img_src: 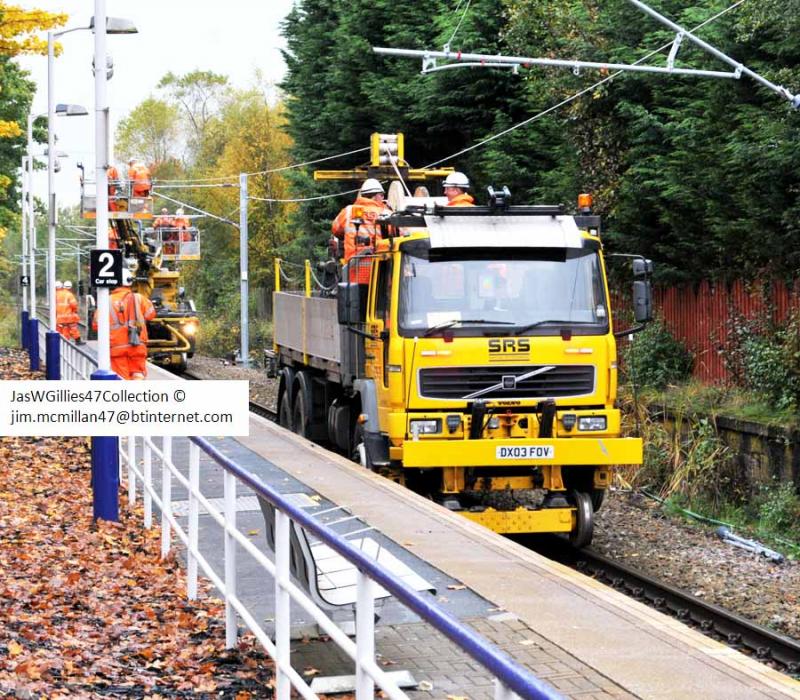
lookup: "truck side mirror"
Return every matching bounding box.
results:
[337,282,360,325]
[633,280,652,323]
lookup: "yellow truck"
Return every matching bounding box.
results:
[270,190,652,546]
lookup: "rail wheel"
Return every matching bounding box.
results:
[591,489,606,512]
[569,491,594,548]
[278,391,292,430]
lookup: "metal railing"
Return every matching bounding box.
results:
[118,434,560,700]
[23,333,559,699]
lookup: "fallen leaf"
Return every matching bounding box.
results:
[418,680,434,691]
[7,640,23,656]
[303,666,321,677]
[247,529,260,536]
[447,584,466,591]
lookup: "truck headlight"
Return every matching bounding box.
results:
[578,416,607,431]
[182,321,198,336]
[410,419,441,435]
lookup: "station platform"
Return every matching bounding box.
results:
[135,361,800,699]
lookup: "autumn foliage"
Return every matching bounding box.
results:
[0,349,277,697]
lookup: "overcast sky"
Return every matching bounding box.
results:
[16,0,296,205]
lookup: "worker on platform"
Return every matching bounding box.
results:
[332,178,391,284]
[108,224,120,251]
[108,163,121,211]
[153,207,173,230]
[127,158,152,197]
[443,172,475,207]
[173,208,192,240]
[57,280,82,343]
[92,268,156,380]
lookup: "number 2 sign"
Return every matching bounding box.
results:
[89,249,123,287]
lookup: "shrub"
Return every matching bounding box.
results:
[756,482,800,540]
[621,320,693,389]
[723,312,800,411]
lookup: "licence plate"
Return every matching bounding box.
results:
[496,445,555,460]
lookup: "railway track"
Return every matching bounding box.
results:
[178,365,800,677]
[532,538,800,676]
[179,368,277,421]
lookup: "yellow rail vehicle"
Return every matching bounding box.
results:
[271,194,652,546]
[81,176,200,372]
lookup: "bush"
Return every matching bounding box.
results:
[756,482,800,540]
[621,321,693,389]
[724,312,800,411]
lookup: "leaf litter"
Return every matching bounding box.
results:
[0,349,277,698]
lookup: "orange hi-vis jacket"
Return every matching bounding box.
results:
[332,196,391,284]
[56,288,78,324]
[108,225,120,250]
[93,286,156,357]
[153,215,173,229]
[128,163,152,196]
[446,192,475,207]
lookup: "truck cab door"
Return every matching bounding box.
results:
[366,256,393,426]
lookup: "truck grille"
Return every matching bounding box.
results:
[418,365,595,400]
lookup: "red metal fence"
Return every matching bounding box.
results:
[653,279,800,384]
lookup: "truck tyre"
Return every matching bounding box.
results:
[568,491,594,548]
[292,371,314,439]
[292,388,311,439]
[591,489,606,512]
[278,391,292,430]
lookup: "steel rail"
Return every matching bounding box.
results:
[554,545,800,675]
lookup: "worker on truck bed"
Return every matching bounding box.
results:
[92,268,156,380]
[331,178,391,284]
[108,164,120,211]
[443,171,475,207]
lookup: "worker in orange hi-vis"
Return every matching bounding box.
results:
[331,178,391,284]
[173,208,192,241]
[59,281,83,343]
[92,269,156,380]
[127,158,152,197]
[443,171,475,207]
[108,224,120,251]
[107,164,121,211]
[153,207,173,230]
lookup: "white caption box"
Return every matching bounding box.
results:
[0,380,250,437]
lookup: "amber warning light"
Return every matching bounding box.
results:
[578,193,593,213]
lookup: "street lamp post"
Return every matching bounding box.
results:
[46,26,89,380]
[20,156,30,350]
[91,0,138,522]
[24,115,40,370]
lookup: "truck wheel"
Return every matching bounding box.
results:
[569,491,594,548]
[292,385,311,438]
[278,391,292,430]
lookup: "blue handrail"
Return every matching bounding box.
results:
[192,435,562,700]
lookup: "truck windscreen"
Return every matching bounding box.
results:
[398,240,608,336]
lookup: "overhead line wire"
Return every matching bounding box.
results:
[422,0,749,169]
[152,146,371,185]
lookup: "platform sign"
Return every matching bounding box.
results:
[20,275,29,287]
[89,249,123,288]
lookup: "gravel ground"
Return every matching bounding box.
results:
[594,490,800,640]
[187,354,800,641]
[188,354,278,411]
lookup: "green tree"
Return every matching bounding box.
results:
[116,97,181,167]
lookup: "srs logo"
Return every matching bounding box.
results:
[488,339,531,353]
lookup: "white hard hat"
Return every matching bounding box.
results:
[55,280,63,289]
[176,208,184,215]
[63,280,72,289]
[360,178,384,196]
[443,171,470,190]
[121,268,134,286]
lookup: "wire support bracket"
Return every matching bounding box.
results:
[374,0,800,108]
